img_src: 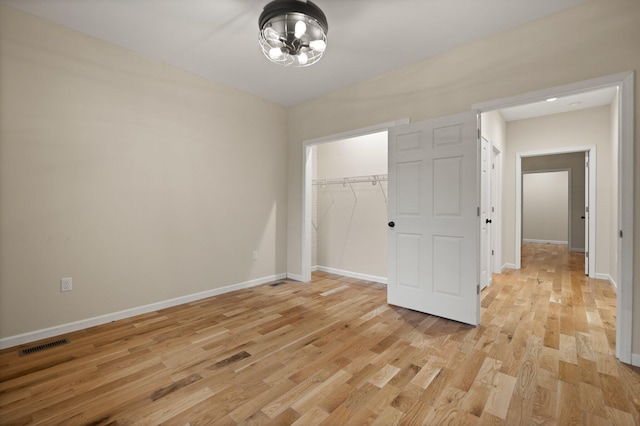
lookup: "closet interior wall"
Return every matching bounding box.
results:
[311,132,388,282]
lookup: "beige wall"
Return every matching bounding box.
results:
[286,0,640,353]
[0,6,288,339]
[313,133,388,278]
[505,107,612,276]
[523,172,570,243]
[316,133,388,179]
[521,153,586,251]
[481,111,507,154]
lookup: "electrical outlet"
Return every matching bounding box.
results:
[252,250,258,260]
[60,277,72,292]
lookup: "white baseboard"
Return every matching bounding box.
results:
[593,273,617,289]
[316,266,387,285]
[0,273,287,350]
[503,263,518,270]
[523,239,568,245]
[632,353,640,367]
[286,272,304,282]
[570,247,586,253]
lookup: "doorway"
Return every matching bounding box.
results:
[518,150,592,274]
[473,71,634,364]
[522,170,570,247]
[311,131,388,283]
[301,119,409,283]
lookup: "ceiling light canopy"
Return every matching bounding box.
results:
[258,0,328,67]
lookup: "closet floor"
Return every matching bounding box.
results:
[1,243,638,425]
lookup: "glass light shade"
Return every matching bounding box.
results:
[309,39,326,52]
[269,47,283,59]
[294,20,306,38]
[258,1,328,67]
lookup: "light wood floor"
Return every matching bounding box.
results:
[1,243,639,425]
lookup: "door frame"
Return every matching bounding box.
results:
[301,118,409,283]
[472,71,634,364]
[517,149,593,271]
[521,168,573,247]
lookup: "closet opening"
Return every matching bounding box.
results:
[301,119,409,283]
[312,132,388,284]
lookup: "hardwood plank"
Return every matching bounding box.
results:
[291,406,329,426]
[580,382,609,418]
[557,380,581,426]
[599,372,630,412]
[484,372,516,420]
[532,385,556,421]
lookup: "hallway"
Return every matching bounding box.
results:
[480,242,638,423]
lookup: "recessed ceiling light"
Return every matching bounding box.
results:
[546,97,558,102]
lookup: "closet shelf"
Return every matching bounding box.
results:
[312,174,388,186]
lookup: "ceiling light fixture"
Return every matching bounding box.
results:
[546,97,558,102]
[258,0,328,67]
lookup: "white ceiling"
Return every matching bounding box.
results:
[498,86,618,122]
[1,0,588,107]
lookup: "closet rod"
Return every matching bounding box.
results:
[312,174,388,186]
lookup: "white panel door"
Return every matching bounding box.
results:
[480,137,492,289]
[387,111,480,326]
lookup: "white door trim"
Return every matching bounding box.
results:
[617,72,634,365]
[517,148,594,272]
[518,150,593,272]
[473,71,634,365]
[301,119,410,283]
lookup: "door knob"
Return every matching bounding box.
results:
[581,216,586,219]
[388,221,395,228]
[486,219,492,224]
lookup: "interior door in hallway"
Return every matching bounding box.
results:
[480,137,492,289]
[387,111,480,326]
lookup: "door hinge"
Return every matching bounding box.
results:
[491,250,494,255]
[492,207,495,213]
[477,207,480,217]
[586,252,589,258]
[586,206,589,213]
[478,129,481,139]
[477,284,480,295]
[620,230,623,238]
